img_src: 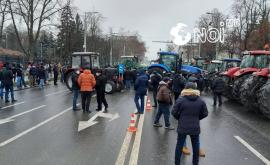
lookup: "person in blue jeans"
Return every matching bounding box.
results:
[172,82,208,165]
[2,63,17,103]
[134,70,148,114]
[153,77,174,130]
[37,65,46,89]
[72,70,80,111]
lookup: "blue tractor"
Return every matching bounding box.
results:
[148,51,202,75]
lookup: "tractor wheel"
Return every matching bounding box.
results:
[65,72,73,91]
[105,81,116,94]
[232,75,250,102]
[239,76,267,111]
[258,81,270,119]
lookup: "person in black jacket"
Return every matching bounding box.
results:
[72,69,80,111]
[211,74,225,106]
[172,82,208,165]
[37,65,46,89]
[150,71,162,107]
[53,64,58,85]
[172,73,186,101]
[124,69,133,90]
[95,69,108,113]
[2,63,17,103]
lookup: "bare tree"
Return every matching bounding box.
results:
[0,0,8,45]
[7,0,66,60]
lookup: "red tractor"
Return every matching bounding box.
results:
[222,51,270,101]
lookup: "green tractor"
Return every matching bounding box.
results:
[119,56,140,70]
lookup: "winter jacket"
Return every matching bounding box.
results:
[172,88,208,135]
[78,70,96,92]
[156,81,172,104]
[16,68,23,77]
[53,66,59,75]
[71,72,80,90]
[150,73,162,90]
[134,73,148,95]
[37,68,46,80]
[95,74,107,93]
[29,67,37,76]
[211,77,225,93]
[124,70,133,81]
[172,74,186,93]
[1,67,13,86]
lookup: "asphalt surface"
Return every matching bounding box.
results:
[0,84,269,165]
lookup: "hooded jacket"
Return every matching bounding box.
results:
[134,71,148,95]
[78,70,96,92]
[172,88,208,135]
[211,77,225,93]
[156,81,172,104]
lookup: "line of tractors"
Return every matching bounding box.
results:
[63,50,270,119]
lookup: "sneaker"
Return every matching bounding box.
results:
[5,100,10,103]
[153,123,163,127]
[165,126,174,130]
[182,147,191,155]
[103,108,108,113]
[12,100,17,103]
[199,149,206,157]
[96,108,102,111]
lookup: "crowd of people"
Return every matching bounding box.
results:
[132,69,225,165]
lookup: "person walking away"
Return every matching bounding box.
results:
[211,74,225,106]
[2,63,17,103]
[11,63,17,83]
[172,73,186,101]
[0,66,4,100]
[16,64,23,89]
[150,71,162,107]
[196,74,204,94]
[37,65,46,89]
[72,69,80,111]
[78,68,96,113]
[124,69,132,90]
[153,77,174,130]
[172,82,208,165]
[53,64,59,85]
[29,65,37,87]
[95,69,108,113]
[134,70,148,114]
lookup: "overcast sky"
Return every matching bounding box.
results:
[74,0,234,60]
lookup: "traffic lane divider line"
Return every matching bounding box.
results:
[115,114,138,165]
[3,105,47,119]
[234,136,270,165]
[129,95,147,165]
[0,106,73,148]
[1,102,25,110]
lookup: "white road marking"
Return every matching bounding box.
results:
[0,106,72,147]
[115,114,138,165]
[78,108,120,132]
[234,136,270,165]
[129,96,147,165]
[45,90,69,97]
[0,105,46,125]
[1,102,25,110]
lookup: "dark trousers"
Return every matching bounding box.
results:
[54,74,58,85]
[152,89,158,106]
[72,89,79,110]
[97,91,108,110]
[154,103,171,127]
[4,85,15,101]
[213,92,222,105]
[174,92,180,101]
[134,93,145,113]
[175,134,199,165]
[81,91,92,112]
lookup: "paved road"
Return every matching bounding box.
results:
[0,84,269,165]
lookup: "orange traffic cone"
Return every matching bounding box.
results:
[146,96,152,112]
[127,113,137,132]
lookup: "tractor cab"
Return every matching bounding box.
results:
[119,56,139,70]
[71,52,100,70]
[220,58,241,72]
